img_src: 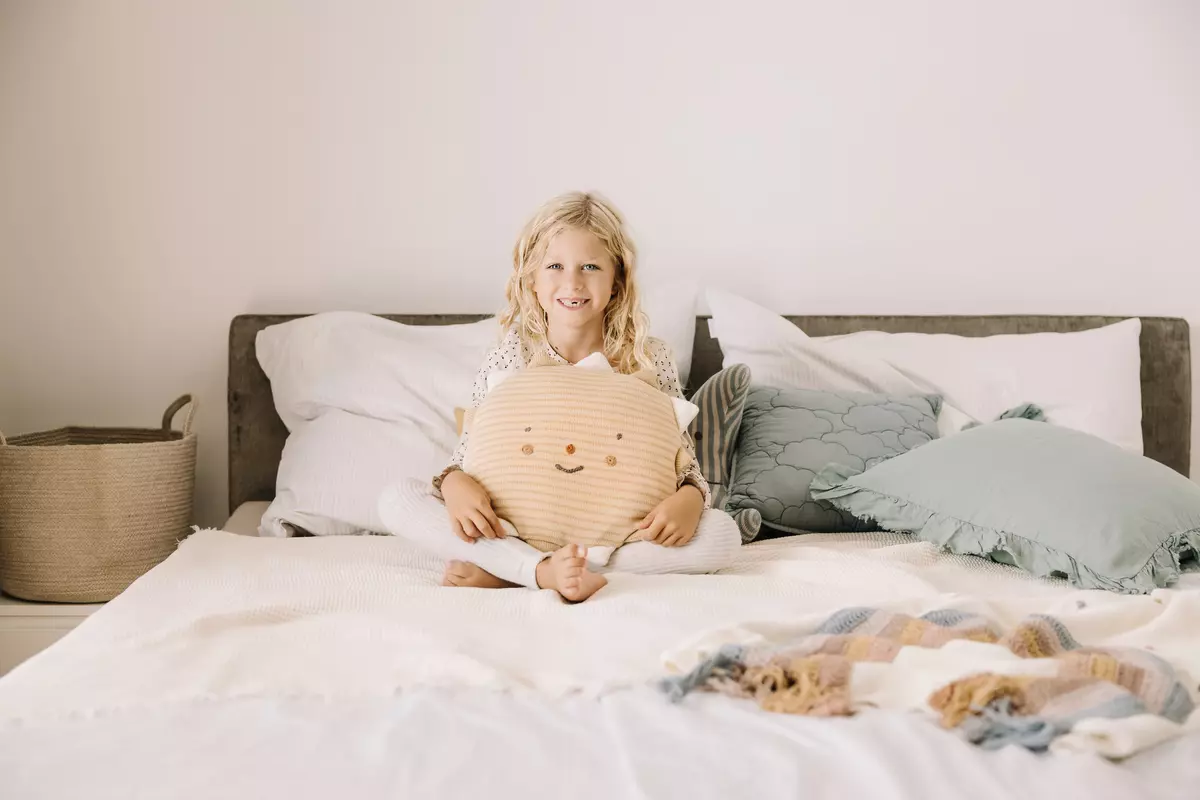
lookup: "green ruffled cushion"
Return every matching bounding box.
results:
[811,419,1200,594]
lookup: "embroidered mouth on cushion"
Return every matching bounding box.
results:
[555,464,584,474]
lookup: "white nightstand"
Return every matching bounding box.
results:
[0,593,104,675]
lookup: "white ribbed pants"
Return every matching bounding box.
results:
[378,478,741,588]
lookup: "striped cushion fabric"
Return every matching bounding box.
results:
[463,365,686,552]
[688,364,761,541]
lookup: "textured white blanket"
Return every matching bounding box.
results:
[1,528,1198,735]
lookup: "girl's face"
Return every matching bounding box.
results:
[531,227,618,337]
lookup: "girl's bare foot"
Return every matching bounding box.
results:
[443,561,517,588]
[535,544,607,602]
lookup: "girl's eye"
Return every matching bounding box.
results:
[546,263,562,270]
[583,263,600,271]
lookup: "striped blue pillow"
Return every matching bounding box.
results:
[688,364,760,541]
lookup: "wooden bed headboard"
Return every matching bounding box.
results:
[227,314,1192,514]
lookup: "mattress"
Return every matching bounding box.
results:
[1,524,1198,800]
[223,500,271,536]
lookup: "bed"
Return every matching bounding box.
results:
[1,313,1197,800]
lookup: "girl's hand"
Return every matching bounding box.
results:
[637,485,704,547]
[440,470,505,543]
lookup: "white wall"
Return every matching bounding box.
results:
[2,0,1198,528]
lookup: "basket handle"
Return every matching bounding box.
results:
[162,394,197,436]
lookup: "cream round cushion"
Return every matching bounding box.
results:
[462,353,697,552]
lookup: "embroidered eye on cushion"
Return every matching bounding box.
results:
[462,363,695,552]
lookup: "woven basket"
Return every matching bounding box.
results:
[0,395,197,602]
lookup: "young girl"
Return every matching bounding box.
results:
[379,191,740,601]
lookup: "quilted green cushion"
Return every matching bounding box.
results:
[727,386,941,534]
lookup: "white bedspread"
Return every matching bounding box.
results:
[3,529,1199,715]
[1,528,1199,799]
[4,688,1199,800]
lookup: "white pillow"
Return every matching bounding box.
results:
[263,410,450,536]
[641,280,699,387]
[706,289,1144,453]
[256,311,498,437]
[256,312,499,536]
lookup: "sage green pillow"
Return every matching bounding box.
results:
[727,385,941,535]
[811,418,1200,594]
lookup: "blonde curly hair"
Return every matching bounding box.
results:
[499,191,653,375]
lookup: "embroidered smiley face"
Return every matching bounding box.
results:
[519,429,587,473]
[520,431,623,475]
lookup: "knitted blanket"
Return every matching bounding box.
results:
[660,607,1196,753]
